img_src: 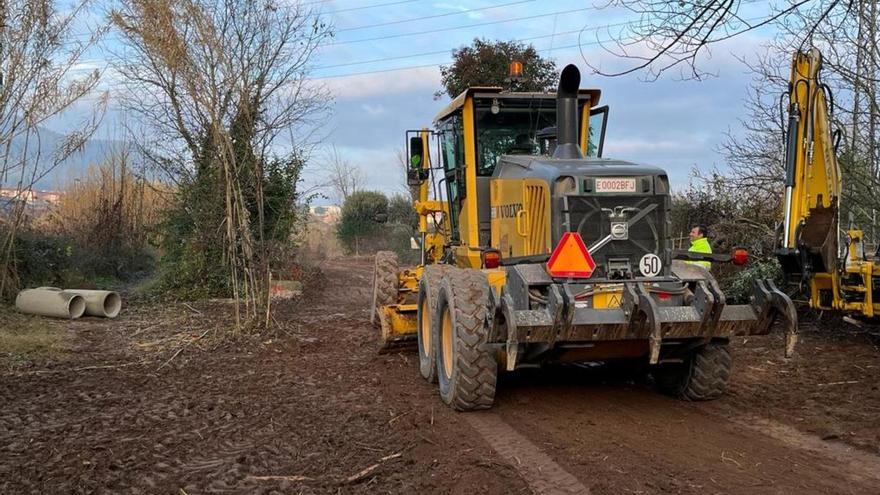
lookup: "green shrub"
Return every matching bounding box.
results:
[724,260,784,304]
[336,191,388,254]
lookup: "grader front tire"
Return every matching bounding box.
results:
[417,265,449,383]
[371,251,399,327]
[434,268,498,411]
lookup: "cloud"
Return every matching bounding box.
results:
[604,137,705,155]
[361,103,386,116]
[433,3,485,21]
[319,66,441,100]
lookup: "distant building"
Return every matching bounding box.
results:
[0,188,63,218]
[0,188,63,204]
[310,205,341,224]
[36,190,62,204]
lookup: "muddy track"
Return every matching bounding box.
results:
[2,258,879,493]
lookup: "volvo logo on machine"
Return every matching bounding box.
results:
[492,203,523,219]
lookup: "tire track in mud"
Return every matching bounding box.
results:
[491,380,880,494]
[466,413,590,495]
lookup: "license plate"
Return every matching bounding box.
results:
[595,177,637,193]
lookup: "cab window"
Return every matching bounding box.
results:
[439,116,464,171]
[438,114,464,239]
[474,102,555,176]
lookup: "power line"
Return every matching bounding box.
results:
[327,6,593,45]
[312,38,622,79]
[327,0,421,14]
[317,23,631,70]
[314,11,773,78]
[335,0,535,32]
[66,20,633,75]
[58,0,428,43]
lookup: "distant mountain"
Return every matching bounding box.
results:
[1,126,124,190]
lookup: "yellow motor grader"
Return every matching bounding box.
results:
[371,63,798,411]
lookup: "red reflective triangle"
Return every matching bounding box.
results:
[546,232,596,278]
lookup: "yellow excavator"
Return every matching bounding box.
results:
[371,63,798,411]
[776,49,880,319]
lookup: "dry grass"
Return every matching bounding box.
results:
[301,217,344,261]
[40,148,171,253]
[0,308,71,368]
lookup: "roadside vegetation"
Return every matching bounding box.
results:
[1,0,330,337]
[336,192,420,264]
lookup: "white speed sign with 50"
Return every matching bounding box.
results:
[639,253,662,277]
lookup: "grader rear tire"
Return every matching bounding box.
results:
[371,251,399,328]
[434,268,497,411]
[654,341,731,401]
[417,265,450,383]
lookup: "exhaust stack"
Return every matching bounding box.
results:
[553,64,583,159]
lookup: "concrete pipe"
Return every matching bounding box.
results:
[64,289,122,318]
[15,288,86,319]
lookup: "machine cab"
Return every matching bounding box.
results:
[430,86,609,259]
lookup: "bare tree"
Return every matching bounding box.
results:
[716,5,880,246]
[325,145,364,204]
[0,0,106,298]
[111,0,331,329]
[591,0,847,80]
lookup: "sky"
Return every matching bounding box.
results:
[303,0,778,203]
[41,0,781,202]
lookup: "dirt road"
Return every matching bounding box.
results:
[2,259,879,494]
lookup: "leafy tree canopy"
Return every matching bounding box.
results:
[437,38,558,99]
[336,191,388,254]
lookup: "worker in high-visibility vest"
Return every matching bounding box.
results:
[687,224,712,270]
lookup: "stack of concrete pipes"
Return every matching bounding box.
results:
[15,288,122,319]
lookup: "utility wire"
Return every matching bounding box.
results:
[328,0,421,14]
[327,6,595,45]
[66,19,634,76]
[335,0,535,32]
[318,22,632,69]
[313,39,620,79]
[66,17,639,77]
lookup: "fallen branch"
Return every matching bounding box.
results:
[246,475,313,482]
[157,328,212,371]
[130,320,171,338]
[183,303,203,315]
[817,380,860,387]
[388,410,411,425]
[720,451,742,467]
[345,452,402,484]
[11,361,143,376]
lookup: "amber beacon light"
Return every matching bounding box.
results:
[509,60,523,79]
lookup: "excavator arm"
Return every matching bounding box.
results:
[776,49,880,319]
[777,49,843,283]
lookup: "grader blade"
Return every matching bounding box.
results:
[377,303,417,352]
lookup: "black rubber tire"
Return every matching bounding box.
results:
[417,265,450,383]
[654,341,732,401]
[371,251,399,327]
[434,268,498,411]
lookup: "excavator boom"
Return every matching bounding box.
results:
[778,49,842,278]
[777,49,880,319]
